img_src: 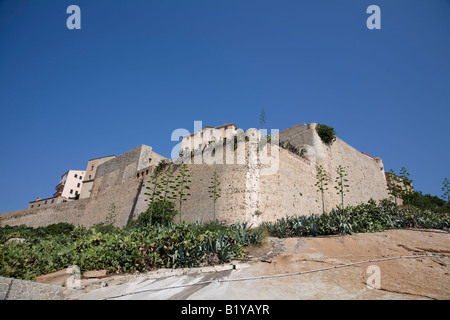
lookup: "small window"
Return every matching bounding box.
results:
[91,165,94,171]
[74,174,78,178]
[37,204,40,207]
[70,189,73,194]
[77,183,81,187]
[31,205,34,208]
[89,175,91,179]
[51,199,54,204]
[80,176,82,180]
[75,190,79,195]
[137,173,140,178]
[44,200,47,204]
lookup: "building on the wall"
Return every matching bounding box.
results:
[2,125,394,229]
[54,170,86,199]
[28,196,67,209]
[79,155,117,199]
[181,123,238,153]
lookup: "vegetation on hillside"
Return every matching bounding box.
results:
[316,124,336,145]
[0,217,263,281]
[262,199,449,238]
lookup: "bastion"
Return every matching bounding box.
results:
[0,123,389,228]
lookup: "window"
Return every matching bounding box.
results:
[31,205,34,208]
[89,175,91,179]
[80,176,82,180]
[77,183,81,187]
[75,190,79,195]
[70,189,73,194]
[74,174,78,178]
[91,165,94,171]
[44,200,47,204]
[51,199,54,204]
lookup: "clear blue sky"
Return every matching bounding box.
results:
[0,0,449,213]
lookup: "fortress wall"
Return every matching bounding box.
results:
[0,199,89,228]
[321,138,389,208]
[0,177,143,228]
[93,145,164,195]
[180,163,248,224]
[0,133,390,229]
[279,123,389,213]
[133,161,248,225]
[80,178,143,227]
[258,147,321,222]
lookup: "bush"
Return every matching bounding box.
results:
[403,191,450,213]
[134,200,178,227]
[0,220,263,281]
[316,124,336,145]
[262,199,449,238]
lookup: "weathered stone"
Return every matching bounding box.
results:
[4,238,26,245]
[83,270,107,279]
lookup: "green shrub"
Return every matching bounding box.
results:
[262,199,449,238]
[134,200,178,227]
[316,124,336,145]
[0,219,262,281]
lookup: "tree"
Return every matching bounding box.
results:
[144,160,168,225]
[316,124,336,145]
[151,166,177,222]
[259,108,266,129]
[315,165,329,214]
[105,203,117,226]
[398,166,413,207]
[208,170,221,221]
[173,164,192,223]
[136,200,178,227]
[442,178,450,204]
[387,169,402,207]
[334,165,350,209]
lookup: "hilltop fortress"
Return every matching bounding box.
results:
[0,123,390,228]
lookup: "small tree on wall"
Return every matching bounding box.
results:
[334,165,350,209]
[150,167,177,221]
[173,164,192,223]
[442,178,450,204]
[260,108,266,130]
[315,165,329,214]
[387,169,402,207]
[208,170,221,221]
[316,124,336,145]
[144,160,167,225]
[398,166,413,208]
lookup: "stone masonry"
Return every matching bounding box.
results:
[0,276,68,300]
[0,123,390,228]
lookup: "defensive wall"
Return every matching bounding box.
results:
[0,123,390,228]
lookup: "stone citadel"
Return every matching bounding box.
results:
[0,123,390,228]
